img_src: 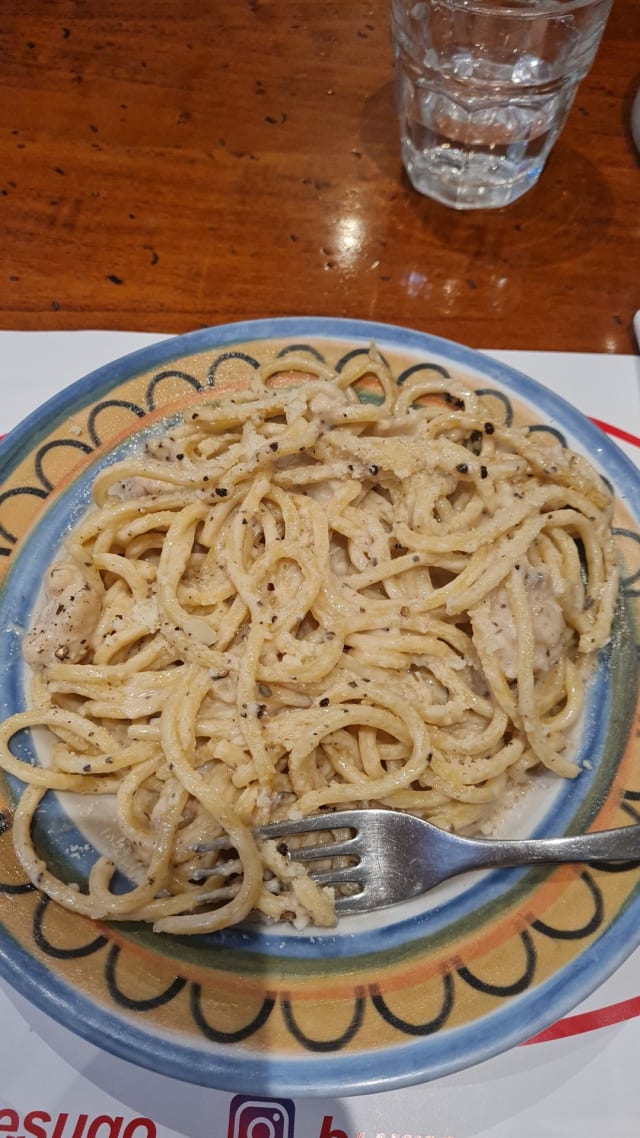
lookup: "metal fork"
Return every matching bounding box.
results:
[252,809,640,914]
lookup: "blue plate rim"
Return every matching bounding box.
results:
[0,315,639,1097]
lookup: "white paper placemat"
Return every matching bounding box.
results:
[1,332,639,1138]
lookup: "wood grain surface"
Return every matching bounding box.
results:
[1,0,639,352]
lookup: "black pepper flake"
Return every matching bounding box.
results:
[82,763,91,772]
[484,422,495,434]
[215,487,228,497]
[269,441,279,451]
[319,697,330,707]
[107,273,123,285]
[456,463,469,474]
[469,428,483,450]
[175,453,184,461]
[480,465,488,479]
[267,582,275,591]
[368,464,379,476]
[256,704,267,719]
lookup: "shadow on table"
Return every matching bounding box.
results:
[623,69,640,163]
[4,984,359,1138]
[5,978,639,1135]
[357,79,615,270]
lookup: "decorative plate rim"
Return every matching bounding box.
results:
[0,316,639,1098]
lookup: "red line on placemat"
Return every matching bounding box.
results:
[590,418,640,449]
[524,994,640,1045]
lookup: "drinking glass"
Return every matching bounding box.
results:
[391,0,613,209]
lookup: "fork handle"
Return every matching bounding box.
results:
[455,825,640,871]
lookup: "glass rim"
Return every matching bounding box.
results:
[431,0,611,15]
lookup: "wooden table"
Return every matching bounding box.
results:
[2,0,639,353]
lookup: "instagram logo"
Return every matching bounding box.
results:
[227,1096,295,1138]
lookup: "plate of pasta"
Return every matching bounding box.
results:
[0,316,640,1097]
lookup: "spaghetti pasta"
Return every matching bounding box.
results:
[0,347,619,932]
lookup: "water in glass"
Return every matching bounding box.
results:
[391,0,613,210]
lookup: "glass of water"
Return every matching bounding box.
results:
[391,0,613,210]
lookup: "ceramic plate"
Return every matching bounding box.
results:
[0,317,639,1098]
